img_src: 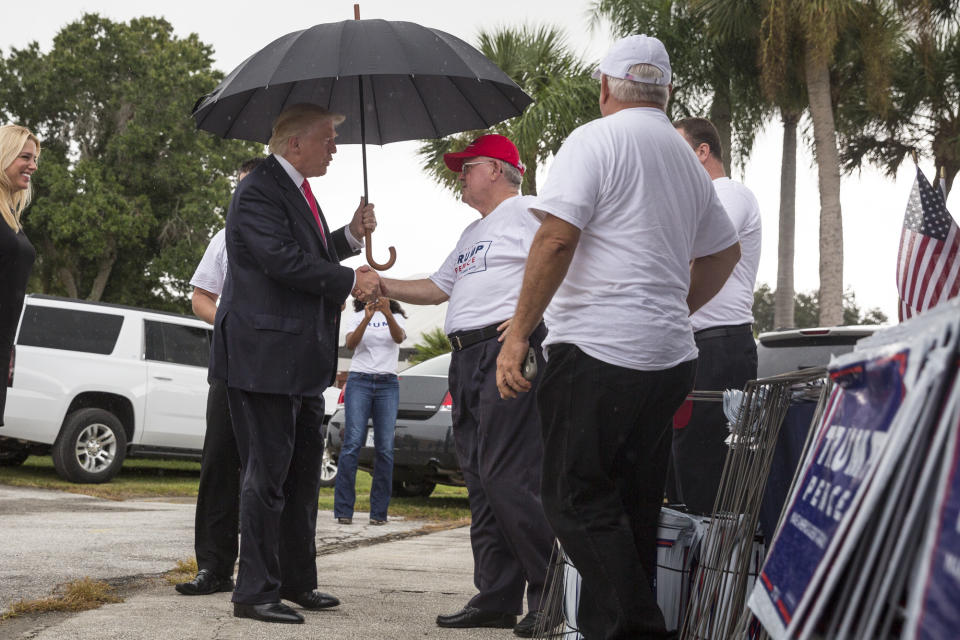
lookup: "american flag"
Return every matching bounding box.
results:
[897,166,960,321]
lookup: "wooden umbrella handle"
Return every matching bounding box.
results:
[365,231,396,271]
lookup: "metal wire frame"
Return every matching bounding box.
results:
[535,541,581,639]
[681,368,832,640]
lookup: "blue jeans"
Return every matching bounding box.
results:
[334,372,399,521]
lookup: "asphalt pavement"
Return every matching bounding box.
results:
[0,485,524,639]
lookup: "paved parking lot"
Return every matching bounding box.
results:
[0,485,519,639]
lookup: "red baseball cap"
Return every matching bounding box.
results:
[443,134,525,175]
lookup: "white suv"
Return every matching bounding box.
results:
[0,295,213,483]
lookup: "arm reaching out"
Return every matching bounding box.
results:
[378,276,449,306]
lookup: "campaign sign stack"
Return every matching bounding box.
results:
[747,298,960,639]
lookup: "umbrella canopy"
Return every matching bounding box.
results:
[192,19,533,145]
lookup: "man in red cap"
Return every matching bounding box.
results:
[372,134,553,637]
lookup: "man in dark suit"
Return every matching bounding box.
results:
[209,103,379,625]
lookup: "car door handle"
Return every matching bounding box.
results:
[153,376,173,381]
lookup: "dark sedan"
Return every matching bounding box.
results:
[324,353,462,497]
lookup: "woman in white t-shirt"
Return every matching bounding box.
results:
[333,297,406,525]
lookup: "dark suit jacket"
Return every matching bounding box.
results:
[209,154,358,396]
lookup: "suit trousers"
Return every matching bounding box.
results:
[447,323,553,615]
[671,325,757,514]
[537,344,696,640]
[193,378,240,578]
[227,387,325,604]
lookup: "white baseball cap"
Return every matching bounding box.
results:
[592,34,672,86]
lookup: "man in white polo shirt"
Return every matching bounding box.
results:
[176,157,262,597]
[671,117,762,515]
[496,36,741,639]
[376,134,553,637]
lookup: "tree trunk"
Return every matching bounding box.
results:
[87,242,117,302]
[58,267,79,299]
[775,110,799,329]
[709,84,733,176]
[804,45,844,326]
[42,238,79,299]
[932,127,957,196]
[522,161,538,196]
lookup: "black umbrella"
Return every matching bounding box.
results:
[192,12,533,270]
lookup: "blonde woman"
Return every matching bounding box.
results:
[0,125,39,424]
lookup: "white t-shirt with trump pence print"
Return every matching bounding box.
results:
[430,195,541,335]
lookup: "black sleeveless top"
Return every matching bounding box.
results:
[0,218,37,347]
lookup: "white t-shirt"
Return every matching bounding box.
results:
[190,229,228,295]
[690,177,762,332]
[430,195,541,334]
[346,310,405,374]
[534,107,738,371]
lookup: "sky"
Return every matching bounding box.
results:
[4,0,958,322]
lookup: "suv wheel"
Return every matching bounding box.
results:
[52,408,127,484]
[319,433,337,487]
[392,478,436,498]
[0,446,29,466]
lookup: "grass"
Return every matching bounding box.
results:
[164,558,199,586]
[0,578,122,621]
[0,456,203,501]
[0,456,470,520]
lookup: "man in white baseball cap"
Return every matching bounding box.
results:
[497,34,740,640]
[591,33,672,85]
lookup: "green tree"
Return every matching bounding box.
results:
[755,1,900,327]
[692,0,806,330]
[418,25,599,196]
[409,327,452,365]
[839,4,959,195]
[0,14,258,309]
[752,283,889,334]
[699,1,900,327]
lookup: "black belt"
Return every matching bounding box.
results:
[448,321,504,352]
[694,323,753,341]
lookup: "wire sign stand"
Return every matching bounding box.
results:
[679,368,831,640]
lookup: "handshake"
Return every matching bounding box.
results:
[352,265,382,301]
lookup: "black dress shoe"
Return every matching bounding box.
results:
[233,602,304,624]
[514,610,550,637]
[174,569,234,596]
[436,606,517,629]
[279,590,340,610]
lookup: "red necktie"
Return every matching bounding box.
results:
[301,179,327,247]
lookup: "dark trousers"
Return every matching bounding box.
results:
[194,378,241,578]
[227,387,325,605]
[537,344,696,640]
[448,323,553,615]
[671,324,757,514]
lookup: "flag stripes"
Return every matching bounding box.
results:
[896,166,960,321]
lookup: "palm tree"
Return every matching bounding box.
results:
[410,328,451,364]
[691,0,804,329]
[839,4,959,195]
[417,25,599,196]
[736,1,899,326]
